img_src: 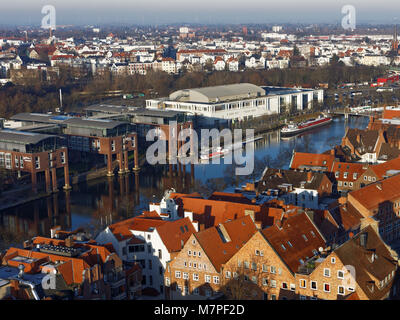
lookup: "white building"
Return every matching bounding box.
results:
[96,190,197,298]
[146,83,324,125]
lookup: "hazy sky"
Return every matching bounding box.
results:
[0,0,399,26]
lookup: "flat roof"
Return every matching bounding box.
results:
[0,129,56,145]
[84,104,132,114]
[64,117,128,129]
[10,113,72,124]
[132,108,183,118]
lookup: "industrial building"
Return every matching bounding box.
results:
[145,83,324,125]
[7,114,140,177]
[0,129,70,192]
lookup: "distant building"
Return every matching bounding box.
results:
[146,83,323,125]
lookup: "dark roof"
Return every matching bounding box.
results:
[64,118,126,129]
[377,143,400,161]
[334,225,397,300]
[131,108,183,118]
[0,129,56,145]
[257,168,327,193]
[84,104,131,114]
[344,128,380,155]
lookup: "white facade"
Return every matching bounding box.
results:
[146,85,324,122]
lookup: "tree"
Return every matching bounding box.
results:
[221,251,276,300]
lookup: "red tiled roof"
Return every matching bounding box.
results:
[290,152,335,171]
[156,217,196,253]
[195,215,257,271]
[348,173,400,211]
[261,212,326,273]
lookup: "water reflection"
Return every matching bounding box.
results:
[0,116,369,247]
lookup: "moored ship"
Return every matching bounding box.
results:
[281,115,332,136]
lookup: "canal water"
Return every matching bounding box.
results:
[0,116,369,248]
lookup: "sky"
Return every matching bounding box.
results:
[0,0,399,26]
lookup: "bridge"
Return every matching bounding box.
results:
[328,109,382,118]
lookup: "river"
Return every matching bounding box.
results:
[0,115,369,247]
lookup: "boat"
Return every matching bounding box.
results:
[200,147,229,160]
[280,115,332,136]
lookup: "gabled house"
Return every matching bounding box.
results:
[221,211,326,300]
[295,222,399,300]
[95,214,196,298]
[165,215,257,300]
[341,128,385,163]
[256,168,332,209]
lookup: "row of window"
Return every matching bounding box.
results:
[298,279,353,294]
[183,261,207,270]
[174,272,220,284]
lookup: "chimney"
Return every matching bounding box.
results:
[360,217,379,235]
[50,225,61,239]
[245,209,255,222]
[330,149,335,155]
[307,171,313,183]
[65,236,74,248]
[360,232,368,249]
[18,264,25,279]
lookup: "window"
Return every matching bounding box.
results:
[270,266,276,274]
[175,271,181,279]
[193,263,197,269]
[205,289,212,297]
[300,295,307,300]
[281,244,286,251]
[310,231,316,238]
[188,250,192,256]
[225,271,231,279]
[282,282,288,289]
[300,279,306,288]
[262,278,268,286]
[324,268,331,277]
[287,241,293,247]
[337,270,344,279]
[244,261,249,269]
[193,273,199,281]
[193,287,199,295]
[302,234,308,242]
[251,262,257,271]
[213,276,220,284]
[165,277,170,286]
[205,275,211,283]
[353,173,357,180]
[270,280,277,288]
[198,252,201,257]
[252,276,257,284]
[193,251,196,257]
[183,272,189,280]
[338,286,345,295]
[262,264,268,273]
[311,281,317,290]
[323,283,330,292]
[271,294,276,300]
[255,250,260,256]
